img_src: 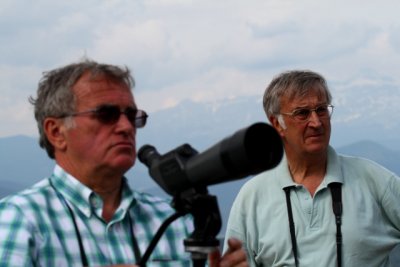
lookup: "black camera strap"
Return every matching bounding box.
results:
[284,183,342,267]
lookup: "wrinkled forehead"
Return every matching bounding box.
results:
[75,71,130,91]
[283,82,329,102]
[71,71,134,106]
[85,70,130,86]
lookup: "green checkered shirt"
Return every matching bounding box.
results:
[0,165,193,266]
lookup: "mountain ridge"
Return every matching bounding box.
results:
[1,96,399,241]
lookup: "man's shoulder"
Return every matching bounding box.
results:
[133,190,171,204]
[338,153,395,177]
[243,167,282,190]
[337,153,399,196]
[132,190,174,212]
[132,190,193,229]
[0,178,51,208]
[233,169,283,206]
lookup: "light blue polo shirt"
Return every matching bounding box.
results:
[224,146,400,266]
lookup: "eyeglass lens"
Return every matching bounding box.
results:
[294,105,332,120]
[95,105,147,127]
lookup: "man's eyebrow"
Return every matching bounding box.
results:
[293,102,328,109]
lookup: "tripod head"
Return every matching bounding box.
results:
[137,186,222,267]
[172,187,222,266]
[137,145,224,267]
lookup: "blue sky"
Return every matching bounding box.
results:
[1,0,400,138]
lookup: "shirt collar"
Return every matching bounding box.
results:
[279,146,344,190]
[324,146,344,185]
[277,156,298,189]
[50,164,136,219]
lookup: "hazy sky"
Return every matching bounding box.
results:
[1,0,400,137]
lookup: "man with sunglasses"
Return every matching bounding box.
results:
[224,70,400,266]
[0,59,248,267]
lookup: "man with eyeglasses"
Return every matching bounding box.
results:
[224,70,400,266]
[0,59,248,267]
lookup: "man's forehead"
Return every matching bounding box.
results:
[73,72,131,95]
[281,90,327,108]
[71,79,134,112]
[284,83,326,99]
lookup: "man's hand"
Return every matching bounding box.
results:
[209,238,248,267]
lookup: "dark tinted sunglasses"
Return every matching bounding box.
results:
[58,105,148,128]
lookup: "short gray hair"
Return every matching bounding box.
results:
[262,70,332,120]
[29,59,135,159]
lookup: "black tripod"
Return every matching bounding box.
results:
[137,187,222,267]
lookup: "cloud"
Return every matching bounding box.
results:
[1,0,400,137]
[135,66,270,112]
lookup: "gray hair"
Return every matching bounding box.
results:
[262,70,332,121]
[29,59,135,159]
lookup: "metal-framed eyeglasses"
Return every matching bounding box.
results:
[57,104,148,128]
[280,104,334,122]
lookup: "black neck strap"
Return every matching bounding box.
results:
[284,183,342,267]
[283,187,299,267]
[329,182,342,267]
[128,213,143,263]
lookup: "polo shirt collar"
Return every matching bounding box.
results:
[323,146,344,185]
[279,146,344,190]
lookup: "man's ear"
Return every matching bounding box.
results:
[269,115,285,137]
[43,118,67,152]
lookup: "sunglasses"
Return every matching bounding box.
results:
[58,105,148,128]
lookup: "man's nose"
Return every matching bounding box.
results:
[308,111,322,126]
[117,113,136,133]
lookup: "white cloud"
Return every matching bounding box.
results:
[136,67,269,112]
[332,113,361,124]
[1,0,400,136]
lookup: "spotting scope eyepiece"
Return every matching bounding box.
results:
[138,122,283,196]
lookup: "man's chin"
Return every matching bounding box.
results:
[305,142,328,154]
[110,157,136,173]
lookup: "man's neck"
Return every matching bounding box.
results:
[95,185,122,222]
[286,151,328,197]
[57,159,124,222]
[84,175,124,222]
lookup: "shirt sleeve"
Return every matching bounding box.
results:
[223,188,257,266]
[0,201,35,267]
[381,174,400,232]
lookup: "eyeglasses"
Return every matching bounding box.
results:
[280,104,334,122]
[58,104,148,128]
